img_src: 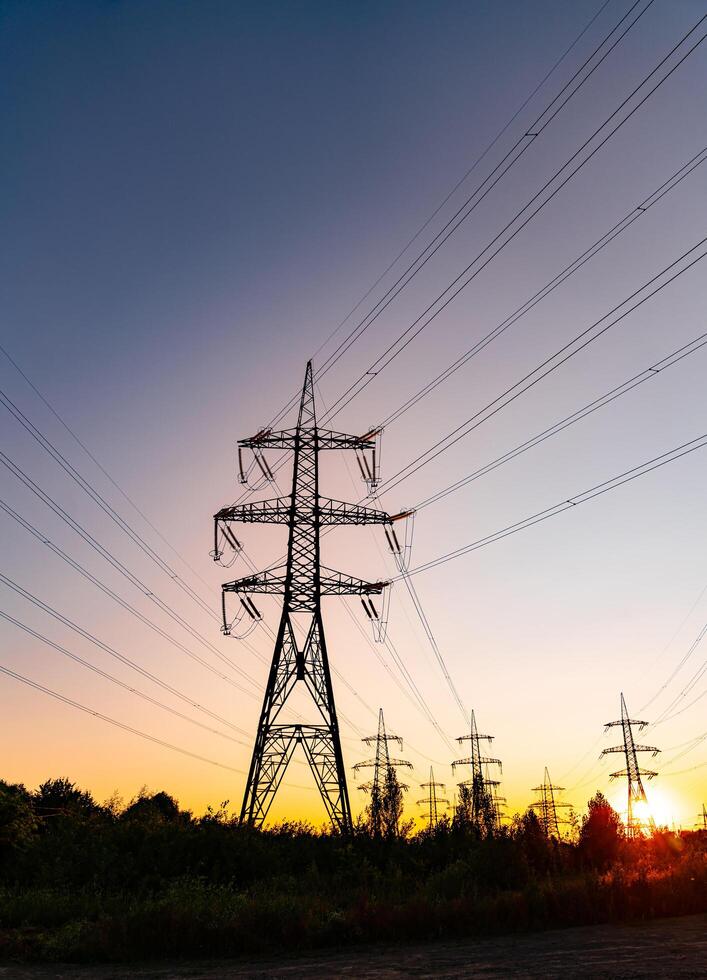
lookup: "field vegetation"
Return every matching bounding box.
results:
[0,776,704,962]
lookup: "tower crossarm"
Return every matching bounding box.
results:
[353,757,412,773]
[320,567,388,596]
[452,755,501,772]
[459,777,501,788]
[457,733,493,744]
[608,767,658,781]
[222,566,288,594]
[238,426,381,452]
[604,719,648,730]
[216,497,403,528]
[216,498,291,525]
[317,499,398,526]
[362,733,403,748]
[601,744,660,757]
[223,566,387,596]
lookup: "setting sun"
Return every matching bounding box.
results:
[610,786,682,832]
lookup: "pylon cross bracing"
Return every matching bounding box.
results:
[417,766,448,826]
[601,692,660,838]
[214,362,402,831]
[531,766,573,838]
[452,709,503,832]
[353,707,412,835]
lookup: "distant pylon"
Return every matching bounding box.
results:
[601,692,660,838]
[417,767,448,827]
[353,708,412,836]
[531,767,573,839]
[452,709,502,833]
[696,803,707,830]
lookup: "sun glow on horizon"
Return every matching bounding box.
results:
[609,785,683,832]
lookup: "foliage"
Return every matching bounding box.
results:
[579,791,624,868]
[0,778,704,962]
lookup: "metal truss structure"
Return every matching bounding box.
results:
[353,707,412,835]
[417,766,448,827]
[531,766,573,839]
[214,361,403,832]
[452,709,503,832]
[601,692,660,838]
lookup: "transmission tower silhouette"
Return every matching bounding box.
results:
[353,707,412,835]
[531,766,573,839]
[451,709,502,833]
[601,692,660,838]
[696,803,707,830]
[417,767,448,827]
[214,361,403,831]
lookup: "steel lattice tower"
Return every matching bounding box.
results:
[214,362,402,831]
[601,692,660,838]
[417,767,448,827]
[451,709,502,832]
[696,803,707,830]
[353,708,412,835]
[531,767,572,839]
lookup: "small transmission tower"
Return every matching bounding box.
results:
[214,362,403,832]
[417,767,448,827]
[601,692,660,838]
[452,709,502,833]
[353,708,412,836]
[695,803,707,830]
[531,767,573,839]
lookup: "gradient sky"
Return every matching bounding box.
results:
[1,0,706,829]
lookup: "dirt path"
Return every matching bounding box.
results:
[2,913,706,979]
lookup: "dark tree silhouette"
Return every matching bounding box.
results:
[34,778,98,820]
[579,791,624,868]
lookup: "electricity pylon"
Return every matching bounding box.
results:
[601,692,660,838]
[696,803,707,830]
[531,767,572,839]
[214,361,403,832]
[353,707,412,836]
[417,767,448,826]
[451,709,502,833]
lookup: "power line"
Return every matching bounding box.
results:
[395,431,707,580]
[380,146,707,429]
[0,663,247,775]
[314,0,654,394]
[0,450,262,686]
[0,496,260,698]
[256,0,621,431]
[642,621,707,713]
[319,15,707,426]
[414,331,707,512]
[227,0,659,500]
[0,571,250,737]
[315,383,457,755]
[0,609,249,746]
[0,350,215,596]
[379,237,707,498]
[650,659,706,728]
[398,571,467,722]
[0,386,218,622]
